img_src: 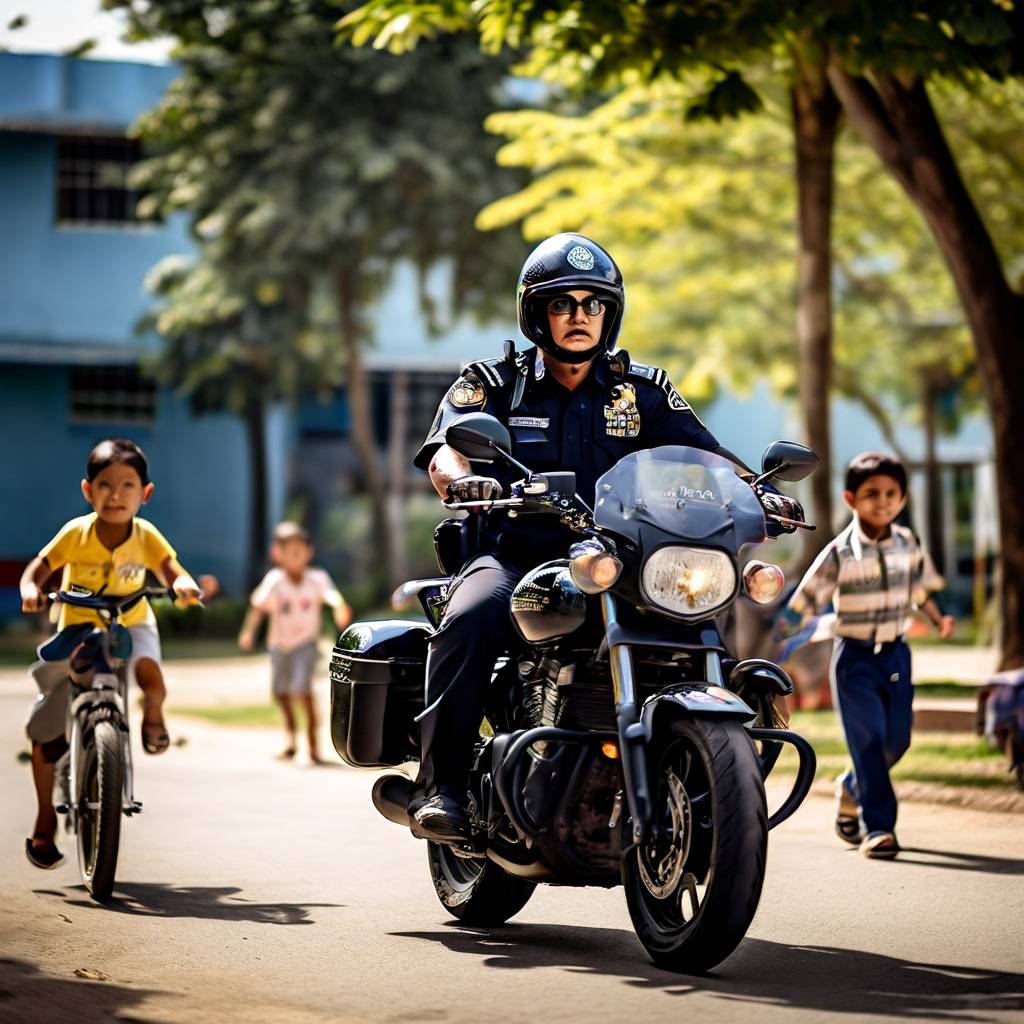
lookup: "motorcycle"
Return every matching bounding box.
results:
[330,413,818,973]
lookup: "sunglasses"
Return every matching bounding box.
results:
[547,295,607,317]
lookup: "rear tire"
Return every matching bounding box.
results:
[622,716,767,974]
[77,720,124,902]
[427,843,536,925]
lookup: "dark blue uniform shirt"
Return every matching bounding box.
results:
[416,346,723,562]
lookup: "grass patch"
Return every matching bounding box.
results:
[913,680,981,699]
[777,710,1010,791]
[172,703,283,728]
[161,637,250,661]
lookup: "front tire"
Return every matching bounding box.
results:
[427,843,536,925]
[622,716,767,974]
[77,720,124,902]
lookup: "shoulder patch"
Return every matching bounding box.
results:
[448,376,485,409]
[628,362,657,381]
[665,385,690,412]
[464,356,515,391]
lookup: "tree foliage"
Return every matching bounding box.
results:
[341,0,1024,666]
[474,73,1011,460]
[111,0,528,593]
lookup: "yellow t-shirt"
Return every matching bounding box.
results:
[40,513,177,629]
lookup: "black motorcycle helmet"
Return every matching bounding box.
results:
[517,233,625,364]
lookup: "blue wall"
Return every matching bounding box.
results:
[0,53,177,132]
[0,131,192,351]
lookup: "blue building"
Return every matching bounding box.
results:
[0,53,489,613]
[0,53,293,609]
[0,53,993,619]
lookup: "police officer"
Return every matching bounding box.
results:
[410,233,751,842]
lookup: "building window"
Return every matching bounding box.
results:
[56,136,152,225]
[69,366,157,425]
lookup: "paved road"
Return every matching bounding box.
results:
[0,664,1022,1024]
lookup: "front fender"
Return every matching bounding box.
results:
[70,684,127,726]
[641,684,756,739]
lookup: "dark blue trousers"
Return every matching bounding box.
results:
[415,554,523,798]
[830,637,913,836]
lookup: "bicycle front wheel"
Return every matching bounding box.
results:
[77,720,124,902]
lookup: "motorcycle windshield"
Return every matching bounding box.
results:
[593,446,766,549]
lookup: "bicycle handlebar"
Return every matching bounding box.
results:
[49,586,183,613]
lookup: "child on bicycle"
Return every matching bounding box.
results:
[239,521,351,764]
[19,438,215,869]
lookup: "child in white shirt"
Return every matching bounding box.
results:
[239,522,351,763]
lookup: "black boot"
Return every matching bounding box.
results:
[410,787,471,842]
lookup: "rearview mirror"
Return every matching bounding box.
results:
[761,441,818,483]
[444,413,513,463]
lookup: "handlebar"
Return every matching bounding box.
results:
[49,586,200,614]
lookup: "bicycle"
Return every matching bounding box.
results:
[39,586,187,901]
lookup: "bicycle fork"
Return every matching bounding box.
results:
[58,678,141,829]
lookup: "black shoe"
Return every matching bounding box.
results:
[25,837,64,870]
[410,794,471,842]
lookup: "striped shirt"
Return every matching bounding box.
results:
[788,518,944,644]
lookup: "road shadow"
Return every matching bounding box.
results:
[391,924,1024,1021]
[895,847,1024,876]
[0,956,163,1024]
[33,883,342,926]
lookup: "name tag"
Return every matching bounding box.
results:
[509,416,550,428]
[629,363,657,380]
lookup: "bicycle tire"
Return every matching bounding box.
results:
[77,720,124,902]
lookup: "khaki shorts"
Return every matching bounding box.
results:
[25,623,162,744]
[270,642,318,697]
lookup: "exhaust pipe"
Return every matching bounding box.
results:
[371,774,416,828]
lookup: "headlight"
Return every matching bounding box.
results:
[569,541,623,595]
[641,546,737,619]
[743,560,785,604]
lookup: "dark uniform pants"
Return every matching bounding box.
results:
[415,554,524,798]
[830,637,913,835]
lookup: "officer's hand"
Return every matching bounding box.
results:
[447,475,503,509]
[759,489,805,534]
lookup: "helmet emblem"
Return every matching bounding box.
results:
[566,245,595,271]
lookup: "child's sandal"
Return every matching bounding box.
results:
[141,719,170,755]
[860,831,900,859]
[25,836,65,870]
[835,815,863,845]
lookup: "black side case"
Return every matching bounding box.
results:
[329,620,429,768]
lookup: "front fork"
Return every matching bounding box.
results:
[602,593,652,847]
[601,594,816,845]
[61,670,139,829]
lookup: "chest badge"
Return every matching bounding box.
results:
[604,383,641,438]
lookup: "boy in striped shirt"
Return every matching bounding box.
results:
[781,452,954,859]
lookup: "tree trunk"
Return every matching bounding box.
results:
[828,65,1024,668]
[921,374,945,577]
[387,370,410,585]
[337,264,396,604]
[243,395,269,591]
[791,66,842,572]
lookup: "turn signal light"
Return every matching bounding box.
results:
[570,551,623,595]
[601,742,620,760]
[743,560,785,604]
[745,565,782,602]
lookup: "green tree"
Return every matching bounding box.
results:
[141,258,336,588]
[478,76,989,550]
[113,0,525,597]
[341,3,846,560]
[341,1,1024,666]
